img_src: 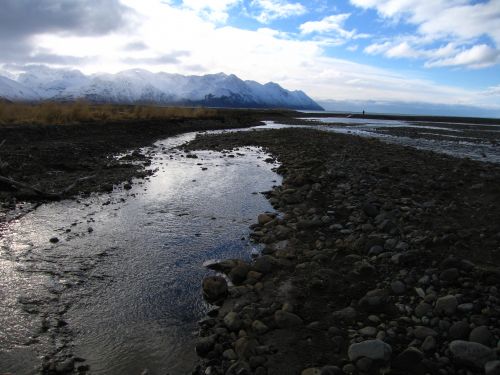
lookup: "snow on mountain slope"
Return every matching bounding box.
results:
[17,66,89,99]
[0,67,323,110]
[0,76,40,101]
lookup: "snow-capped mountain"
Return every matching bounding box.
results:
[0,66,323,110]
[0,75,40,101]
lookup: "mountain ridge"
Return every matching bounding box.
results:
[0,67,323,111]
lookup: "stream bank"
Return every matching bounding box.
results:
[186,128,500,375]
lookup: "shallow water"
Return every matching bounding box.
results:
[0,131,281,374]
[261,120,500,164]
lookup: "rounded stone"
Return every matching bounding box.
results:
[274,310,303,328]
[449,321,470,340]
[348,339,392,362]
[390,281,406,295]
[469,326,493,346]
[449,340,496,368]
[202,276,228,304]
[434,295,458,315]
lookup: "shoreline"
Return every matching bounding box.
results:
[0,109,293,218]
[185,128,500,374]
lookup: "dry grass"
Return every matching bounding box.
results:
[0,101,218,126]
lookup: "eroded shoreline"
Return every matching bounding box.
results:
[185,128,500,375]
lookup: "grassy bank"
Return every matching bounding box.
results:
[0,101,220,126]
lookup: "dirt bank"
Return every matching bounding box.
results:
[185,128,500,375]
[0,109,295,216]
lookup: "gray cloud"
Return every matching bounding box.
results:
[125,51,191,65]
[124,41,149,51]
[0,0,134,66]
[0,0,134,39]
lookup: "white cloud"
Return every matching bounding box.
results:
[250,0,306,23]
[385,41,423,59]
[5,0,499,111]
[352,0,500,68]
[181,0,241,23]
[300,14,350,34]
[299,13,370,40]
[425,44,500,69]
[365,38,500,69]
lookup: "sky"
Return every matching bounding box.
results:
[1,0,500,114]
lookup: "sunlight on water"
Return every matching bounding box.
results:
[0,130,281,375]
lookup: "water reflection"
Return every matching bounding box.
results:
[0,131,281,375]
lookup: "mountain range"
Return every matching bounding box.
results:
[0,66,323,111]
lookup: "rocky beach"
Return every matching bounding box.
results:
[1,113,500,374]
[186,127,500,375]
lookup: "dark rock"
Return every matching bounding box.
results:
[258,213,273,225]
[358,289,388,313]
[414,302,432,318]
[449,340,496,368]
[440,268,459,282]
[363,203,379,218]
[332,306,357,322]
[224,311,242,331]
[274,310,303,328]
[348,339,392,362]
[469,326,493,346]
[413,326,438,340]
[202,276,228,304]
[320,366,342,375]
[229,264,250,285]
[485,361,500,375]
[195,335,216,357]
[449,321,471,340]
[234,337,258,359]
[393,347,424,370]
[434,295,457,315]
[252,255,275,274]
[49,237,59,243]
[390,280,406,295]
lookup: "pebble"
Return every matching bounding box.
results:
[439,268,459,282]
[392,347,424,370]
[414,302,432,318]
[469,325,493,346]
[348,339,392,362]
[390,280,406,295]
[195,335,216,357]
[301,368,321,375]
[258,213,273,225]
[274,310,303,328]
[359,326,377,337]
[224,311,242,331]
[485,361,500,375]
[319,366,342,375]
[449,321,471,340]
[202,276,228,304]
[421,335,436,352]
[332,306,357,322]
[223,349,238,360]
[449,340,497,368]
[434,295,458,315]
[251,320,269,335]
[413,326,438,339]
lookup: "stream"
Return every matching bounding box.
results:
[1,117,498,374]
[0,130,281,374]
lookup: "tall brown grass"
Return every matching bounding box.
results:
[0,101,218,126]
